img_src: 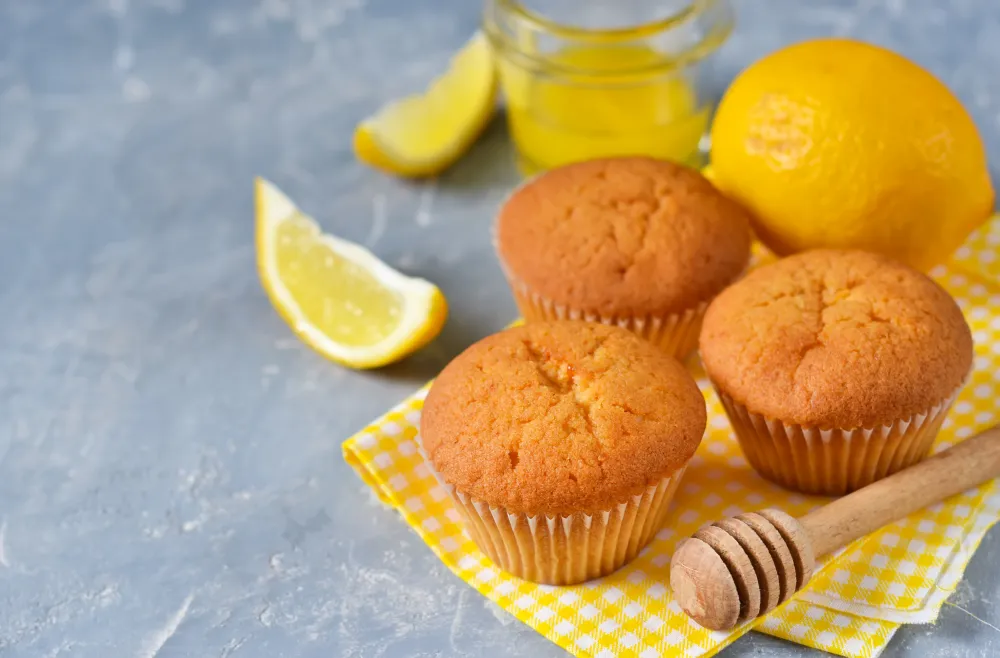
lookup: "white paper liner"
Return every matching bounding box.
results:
[442,467,686,585]
[505,274,708,360]
[418,422,688,585]
[715,388,960,496]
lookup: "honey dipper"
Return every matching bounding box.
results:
[670,424,1000,631]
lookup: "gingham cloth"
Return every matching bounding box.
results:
[344,215,1000,657]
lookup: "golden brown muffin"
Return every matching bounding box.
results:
[494,157,753,358]
[700,249,972,495]
[421,321,706,583]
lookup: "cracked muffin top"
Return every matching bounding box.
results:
[420,321,706,515]
[494,157,753,317]
[700,249,972,429]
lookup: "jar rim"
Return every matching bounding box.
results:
[496,0,707,40]
[484,0,733,75]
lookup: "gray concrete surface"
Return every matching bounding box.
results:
[1,0,999,656]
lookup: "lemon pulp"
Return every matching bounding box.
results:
[256,178,446,369]
[353,32,498,178]
[274,215,403,348]
[499,44,708,173]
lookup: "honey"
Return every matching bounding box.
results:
[484,0,733,174]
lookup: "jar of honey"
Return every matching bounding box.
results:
[483,0,734,174]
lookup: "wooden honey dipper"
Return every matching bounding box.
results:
[670,424,1000,631]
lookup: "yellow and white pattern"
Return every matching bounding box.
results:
[344,215,1000,658]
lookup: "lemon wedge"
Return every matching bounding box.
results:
[353,32,498,177]
[255,178,447,369]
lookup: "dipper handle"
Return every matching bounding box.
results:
[801,424,1000,557]
[670,425,1000,631]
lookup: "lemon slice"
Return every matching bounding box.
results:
[353,32,498,177]
[255,178,447,369]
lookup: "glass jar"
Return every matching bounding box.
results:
[483,0,734,174]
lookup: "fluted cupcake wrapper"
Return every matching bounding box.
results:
[445,468,686,585]
[715,387,960,496]
[505,275,707,360]
[417,427,687,585]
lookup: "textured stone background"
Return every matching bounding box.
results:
[1,0,998,656]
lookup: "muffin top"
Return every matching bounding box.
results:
[420,321,706,515]
[700,249,972,429]
[494,157,752,318]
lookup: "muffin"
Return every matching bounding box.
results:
[494,157,753,359]
[420,321,706,584]
[700,249,972,496]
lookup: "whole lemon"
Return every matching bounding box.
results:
[710,38,994,271]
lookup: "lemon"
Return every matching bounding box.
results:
[354,32,498,178]
[710,38,995,271]
[255,178,447,369]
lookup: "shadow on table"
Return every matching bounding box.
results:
[437,111,521,192]
[364,110,521,384]
[372,310,503,385]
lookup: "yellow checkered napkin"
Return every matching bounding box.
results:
[344,215,1000,658]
